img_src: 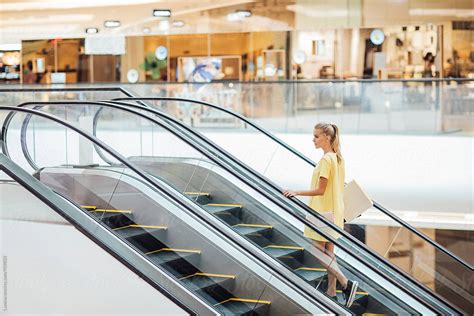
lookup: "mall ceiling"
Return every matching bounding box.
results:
[0,0,472,46]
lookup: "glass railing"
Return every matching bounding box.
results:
[0,86,131,106]
[2,79,472,135]
[111,96,472,313]
[0,106,337,315]
[5,102,457,314]
[123,78,474,135]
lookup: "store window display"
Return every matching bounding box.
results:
[0,51,20,84]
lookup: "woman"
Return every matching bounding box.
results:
[283,123,359,307]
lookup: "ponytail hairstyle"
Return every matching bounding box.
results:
[314,122,343,164]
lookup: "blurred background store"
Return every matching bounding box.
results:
[0,0,472,84]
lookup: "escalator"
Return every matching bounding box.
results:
[0,106,341,315]
[109,96,473,314]
[2,102,459,314]
[0,167,190,315]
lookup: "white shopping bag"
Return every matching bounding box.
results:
[344,180,373,222]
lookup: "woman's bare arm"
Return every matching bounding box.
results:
[283,177,328,197]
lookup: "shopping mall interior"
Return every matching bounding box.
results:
[0,1,472,315]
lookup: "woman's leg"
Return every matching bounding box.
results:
[325,242,347,296]
[312,240,348,295]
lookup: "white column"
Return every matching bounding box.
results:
[350,28,360,76]
[78,116,94,165]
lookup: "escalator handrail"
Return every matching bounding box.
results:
[7,101,458,314]
[0,105,346,315]
[0,154,210,316]
[0,86,133,95]
[0,86,132,162]
[112,96,474,272]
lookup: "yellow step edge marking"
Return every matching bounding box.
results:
[214,298,271,306]
[145,248,201,255]
[296,267,327,272]
[265,245,304,250]
[81,205,97,210]
[336,290,369,295]
[205,203,243,208]
[93,209,132,214]
[184,192,210,196]
[113,224,167,231]
[233,224,273,229]
[179,272,236,281]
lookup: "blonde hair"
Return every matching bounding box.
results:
[315,122,342,164]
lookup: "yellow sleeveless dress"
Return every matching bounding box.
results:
[304,152,345,241]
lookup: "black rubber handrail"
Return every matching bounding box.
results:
[7,101,459,314]
[0,105,347,315]
[113,96,473,272]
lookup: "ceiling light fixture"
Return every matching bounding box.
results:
[227,10,252,21]
[172,20,185,27]
[236,10,252,18]
[85,27,99,34]
[153,9,171,17]
[104,20,121,28]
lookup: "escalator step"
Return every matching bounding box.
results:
[114,225,168,252]
[263,245,304,260]
[294,267,327,286]
[334,290,369,312]
[202,203,242,215]
[232,224,273,247]
[113,225,167,239]
[147,248,201,278]
[215,298,271,316]
[184,192,212,205]
[88,209,134,229]
[180,272,235,292]
[232,224,273,237]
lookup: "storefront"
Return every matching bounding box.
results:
[0,48,20,84]
[15,21,473,85]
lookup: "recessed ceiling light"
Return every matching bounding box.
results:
[153,9,171,17]
[172,20,185,27]
[143,27,151,34]
[236,10,252,18]
[227,10,252,21]
[85,27,99,34]
[104,20,121,28]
